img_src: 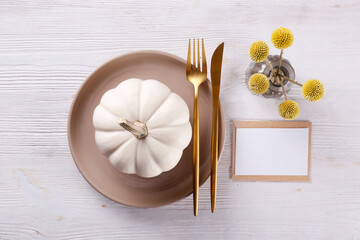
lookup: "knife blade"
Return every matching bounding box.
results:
[210,42,224,213]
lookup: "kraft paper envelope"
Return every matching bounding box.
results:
[232,121,312,182]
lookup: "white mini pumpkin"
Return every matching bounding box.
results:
[93,78,192,178]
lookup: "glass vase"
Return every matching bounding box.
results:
[245,55,295,98]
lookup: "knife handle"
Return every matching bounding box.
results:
[211,100,219,213]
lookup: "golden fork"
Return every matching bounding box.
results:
[186,39,207,216]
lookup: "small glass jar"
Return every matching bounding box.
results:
[245,55,295,98]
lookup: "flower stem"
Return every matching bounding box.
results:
[265,58,276,75]
[275,49,284,78]
[280,78,288,100]
[278,73,303,87]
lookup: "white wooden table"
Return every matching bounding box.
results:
[1,0,360,239]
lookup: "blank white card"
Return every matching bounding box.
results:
[232,121,311,181]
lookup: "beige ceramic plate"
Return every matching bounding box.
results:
[68,51,225,208]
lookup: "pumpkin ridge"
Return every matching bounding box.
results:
[99,103,123,122]
[146,143,167,172]
[136,142,162,177]
[148,135,184,151]
[145,92,173,123]
[148,123,191,149]
[134,140,140,174]
[95,130,132,156]
[137,80,142,121]
[139,83,172,122]
[109,137,137,172]
[114,79,141,120]
[93,128,117,133]
[146,137,182,171]
[149,121,190,129]
[93,105,124,131]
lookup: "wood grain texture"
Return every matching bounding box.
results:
[1,0,360,239]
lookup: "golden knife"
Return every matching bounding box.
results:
[210,42,224,213]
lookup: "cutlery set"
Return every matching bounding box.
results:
[186,39,224,216]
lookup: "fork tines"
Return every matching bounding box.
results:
[187,39,207,73]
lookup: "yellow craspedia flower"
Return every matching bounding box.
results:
[248,73,270,94]
[271,27,294,49]
[278,100,300,120]
[302,79,324,102]
[249,41,270,62]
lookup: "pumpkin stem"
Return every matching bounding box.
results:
[118,118,148,139]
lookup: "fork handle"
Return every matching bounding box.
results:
[193,86,200,216]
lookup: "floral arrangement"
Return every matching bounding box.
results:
[248,27,325,120]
